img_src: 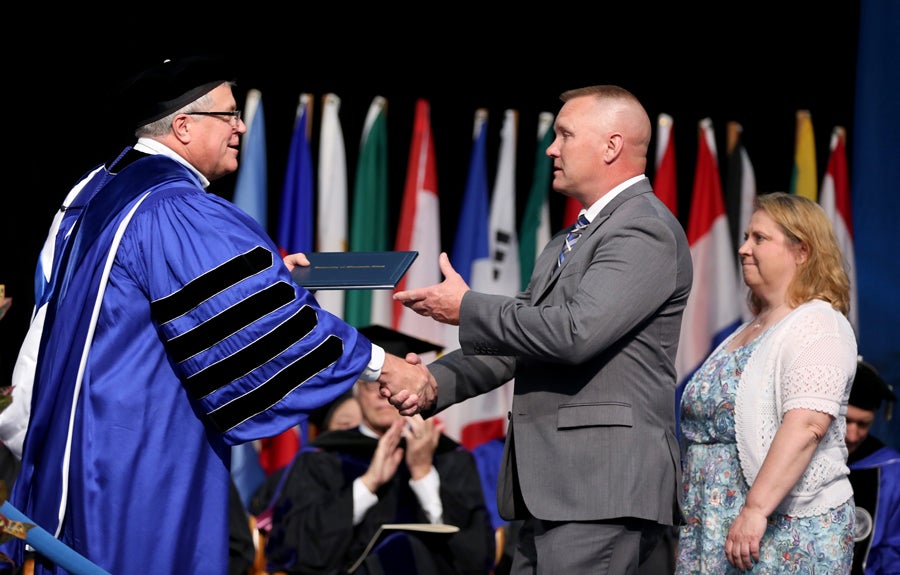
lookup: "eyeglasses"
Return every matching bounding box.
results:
[186,110,242,126]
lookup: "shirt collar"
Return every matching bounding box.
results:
[358,423,380,439]
[134,137,211,189]
[582,174,648,222]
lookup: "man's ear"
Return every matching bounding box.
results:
[604,132,623,163]
[171,114,192,143]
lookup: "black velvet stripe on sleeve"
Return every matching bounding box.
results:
[167,282,295,363]
[152,246,273,324]
[207,335,345,432]
[184,305,319,400]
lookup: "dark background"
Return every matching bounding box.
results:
[0,4,861,383]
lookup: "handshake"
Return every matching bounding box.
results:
[282,251,443,417]
[376,352,436,416]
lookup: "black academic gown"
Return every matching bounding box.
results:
[229,478,256,575]
[265,429,494,575]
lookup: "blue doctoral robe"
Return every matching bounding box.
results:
[5,149,371,575]
[848,436,900,575]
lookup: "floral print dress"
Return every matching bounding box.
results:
[676,333,855,574]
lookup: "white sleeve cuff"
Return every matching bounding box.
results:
[409,467,443,524]
[352,477,380,525]
[359,344,385,382]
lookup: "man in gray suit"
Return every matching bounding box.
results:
[389,85,692,574]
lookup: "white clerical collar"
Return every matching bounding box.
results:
[134,137,211,189]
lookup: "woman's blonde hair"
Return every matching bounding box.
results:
[748,192,851,316]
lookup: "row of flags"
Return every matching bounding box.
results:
[229,91,859,505]
[671,113,858,437]
[439,108,521,448]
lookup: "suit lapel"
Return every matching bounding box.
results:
[531,231,567,300]
[531,180,654,302]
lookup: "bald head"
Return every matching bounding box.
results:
[549,85,652,206]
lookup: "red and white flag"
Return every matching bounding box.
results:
[819,126,857,332]
[653,113,678,216]
[676,118,743,390]
[393,99,444,352]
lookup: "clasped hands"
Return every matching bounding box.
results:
[381,251,470,413]
[284,251,450,416]
[377,352,436,416]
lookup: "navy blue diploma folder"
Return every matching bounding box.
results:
[290,251,418,290]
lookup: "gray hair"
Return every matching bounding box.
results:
[134,86,223,138]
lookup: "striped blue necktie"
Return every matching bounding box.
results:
[557,214,590,267]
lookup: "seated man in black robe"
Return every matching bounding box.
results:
[845,358,899,575]
[264,330,494,575]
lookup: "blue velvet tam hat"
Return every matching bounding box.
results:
[118,54,236,129]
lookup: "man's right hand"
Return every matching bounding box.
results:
[377,353,436,416]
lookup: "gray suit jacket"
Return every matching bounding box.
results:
[428,178,692,526]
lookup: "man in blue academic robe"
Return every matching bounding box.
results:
[0,55,428,575]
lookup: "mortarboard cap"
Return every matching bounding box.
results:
[358,324,444,357]
[308,390,357,432]
[117,54,236,129]
[849,358,896,419]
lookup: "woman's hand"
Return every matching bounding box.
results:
[725,506,766,570]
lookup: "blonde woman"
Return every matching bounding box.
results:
[677,192,857,573]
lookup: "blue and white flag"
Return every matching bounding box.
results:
[277,94,314,256]
[232,89,267,229]
[439,109,517,450]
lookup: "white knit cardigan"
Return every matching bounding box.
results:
[724,299,857,517]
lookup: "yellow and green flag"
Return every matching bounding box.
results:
[790,110,818,201]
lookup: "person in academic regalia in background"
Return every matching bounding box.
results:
[845,358,900,575]
[264,328,495,575]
